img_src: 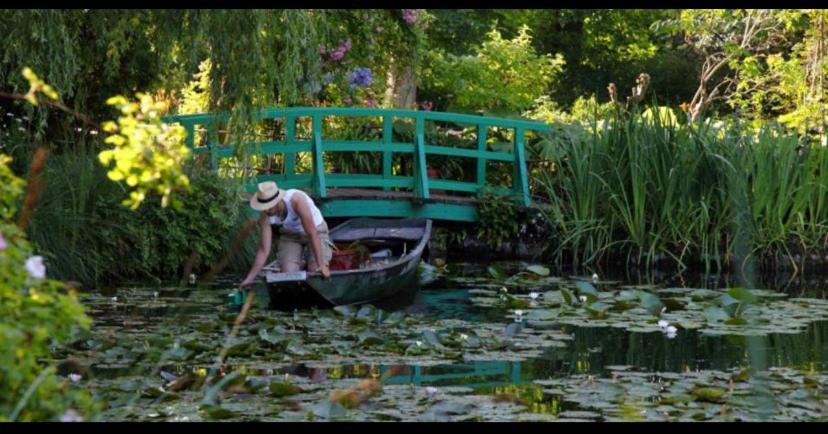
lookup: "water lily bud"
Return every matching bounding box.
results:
[591,273,599,281]
[529,292,540,300]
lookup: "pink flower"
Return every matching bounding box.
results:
[420,101,433,111]
[402,9,420,25]
[0,232,6,250]
[376,26,384,33]
[330,49,344,61]
[364,99,378,108]
[318,46,327,55]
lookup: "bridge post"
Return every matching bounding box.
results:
[312,115,326,198]
[477,123,487,195]
[513,127,530,207]
[413,115,430,201]
[285,114,295,178]
[382,115,393,192]
[208,122,219,171]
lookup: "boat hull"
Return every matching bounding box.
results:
[264,218,431,310]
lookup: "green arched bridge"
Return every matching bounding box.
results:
[165,107,549,222]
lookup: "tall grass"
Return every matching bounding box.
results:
[534,111,828,273]
[27,152,249,288]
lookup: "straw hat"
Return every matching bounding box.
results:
[249,181,286,211]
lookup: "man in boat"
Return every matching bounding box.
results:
[240,181,332,287]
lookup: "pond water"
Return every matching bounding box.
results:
[58,261,828,421]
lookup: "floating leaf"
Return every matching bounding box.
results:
[504,322,521,337]
[727,287,758,304]
[704,307,730,323]
[200,404,234,420]
[358,330,384,346]
[574,281,599,301]
[269,382,303,397]
[487,265,507,281]
[526,265,550,276]
[637,291,665,317]
[691,387,726,402]
[560,288,575,306]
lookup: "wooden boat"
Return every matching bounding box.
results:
[260,218,432,310]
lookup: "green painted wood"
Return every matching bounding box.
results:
[285,114,295,176]
[382,115,393,192]
[320,199,478,222]
[414,118,429,201]
[320,141,412,153]
[164,107,549,222]
[247,174,313,191]
[428,179,478,193]
[325,174,413,189]
[513,127,530,207]
[477,124,487,191]
[169,107,547,131]
[423,145,512,162]
[312,115,326,198]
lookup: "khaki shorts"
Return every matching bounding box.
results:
[277,222,333,269]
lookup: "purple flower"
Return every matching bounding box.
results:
[347,67,373,89]
[330,49,345,61]
[318,46,327,55]
[0,232,6,250]
[402,9,420,25]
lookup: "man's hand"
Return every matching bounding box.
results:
[319,263,331,280]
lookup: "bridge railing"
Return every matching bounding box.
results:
[164,107,549,207]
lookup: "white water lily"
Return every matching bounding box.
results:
[665,330,677,339]
[666,325,677,334]
[25,255,46,279]
[153,291,159,298]
[500,287,508,293]
[529,292,540,300]
[425,386,438,396]
[661,306,667,314]
[513,310,524,317]
[591,273,599,281]
[459,333,468,340]
[415,340,422,347]
[69,373,82,383]
[578,295,587,303]
[657,320,669,329]
[110,296,118,303]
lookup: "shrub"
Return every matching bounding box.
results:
[0,154,98,421]
[28,154,243,286]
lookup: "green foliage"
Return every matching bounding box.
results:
[423,26,564,114]
[534,109,828,271]
[28,154,242,286]
[476,187,520,250]
[99,93,191,209]
[0,155,98,421]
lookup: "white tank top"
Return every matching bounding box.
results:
[268,189,324,234]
